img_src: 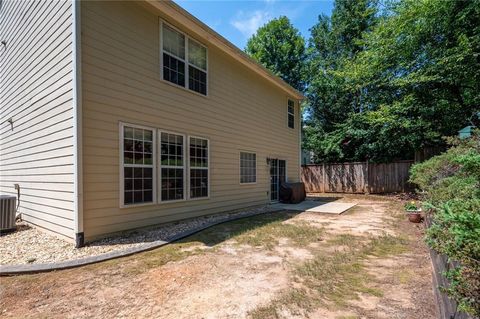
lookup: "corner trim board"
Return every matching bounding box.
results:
[72,0,83,237]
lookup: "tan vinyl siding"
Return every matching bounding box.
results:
[81,1,300,240]
[0,0,75,240]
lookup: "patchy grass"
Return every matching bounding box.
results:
[249,233,409,319]
[184,211,323,250]
[120,211,322,274]
[385,201,406,221]
[233,220,323,249]
[396,269,415,284]
[103,241,203,275]
[325,234,360,247]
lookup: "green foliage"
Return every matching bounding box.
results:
[304,0,480,162]
[245,16,306,91]
[403,201,418,211]
[410,132,480,316]
[305,0,378,131]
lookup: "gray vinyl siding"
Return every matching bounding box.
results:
[0,0,75,240]
[81,1,300,240]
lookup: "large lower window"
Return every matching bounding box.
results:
[122,125,155,206]
[160,132,185,201]
[120,124,213,206]
[189,137,209,198]
[240,152,256,184]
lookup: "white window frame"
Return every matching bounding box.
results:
[119,122,157,208]
[268,157,288,202]
[158,130,187,203]
[159,19,208,97]
[239,151,257,185]
[287,99,295,129]
[187,136,210,200]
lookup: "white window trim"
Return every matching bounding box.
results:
[187,136,210,200]
[119,122,157,208]
[159,19,209,97]
[119,124,213,207]
[287,99,295,129]
[158,130,187,204]
[239,151,257,185]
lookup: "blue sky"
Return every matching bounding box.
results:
[175,0,335,50]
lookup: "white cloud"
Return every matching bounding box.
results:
[230,10,271,38]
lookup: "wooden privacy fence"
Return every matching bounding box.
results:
[301,160,414,194]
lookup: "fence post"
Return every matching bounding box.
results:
[365,160,370,194]
[322,162,326,193]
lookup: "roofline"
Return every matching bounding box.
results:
[144,0,304,100]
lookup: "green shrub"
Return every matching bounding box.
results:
[410,131,480,316]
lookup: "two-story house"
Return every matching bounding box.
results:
[0,0,303,246]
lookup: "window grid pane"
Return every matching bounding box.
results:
[161,133,185,201]
[163,24,185,60]
[123,126,154,205]
[240,152,256,184]
[189,137,209,198]
[188,38,207,70]
[163,53,185,87]
[188,65,207,95]
[288,100,295,129]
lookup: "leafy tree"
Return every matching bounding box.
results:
[304,0,379,162]
[340,0,480,160]
[245,16,306,91]
[305,0,480,163]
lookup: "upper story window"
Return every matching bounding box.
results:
[287,99,295,129]
[161,21,208,95]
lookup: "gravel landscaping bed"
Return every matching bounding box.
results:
[0,205,277,266]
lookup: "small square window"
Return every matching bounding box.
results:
[240,152,256,184]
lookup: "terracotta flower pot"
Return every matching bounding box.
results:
[407,211,422,223]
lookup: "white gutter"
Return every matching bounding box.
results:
[72,0,84,247]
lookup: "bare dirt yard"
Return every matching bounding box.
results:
[0,195,437,319]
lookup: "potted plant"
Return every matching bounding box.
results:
[404,201,422,223]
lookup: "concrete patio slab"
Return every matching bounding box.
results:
[272,200,356,214]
